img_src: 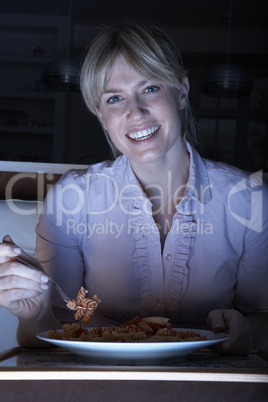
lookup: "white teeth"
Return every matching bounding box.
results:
[128,126,159,141]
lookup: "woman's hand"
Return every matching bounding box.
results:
[0,235,50,321]
[207,309,253,355]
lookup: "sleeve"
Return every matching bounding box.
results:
[35,171,86,323]
[234,179,268,313]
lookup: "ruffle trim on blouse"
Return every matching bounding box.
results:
[131,197,157,315]
[166,199,197,316]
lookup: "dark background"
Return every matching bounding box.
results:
[0,0,267,172]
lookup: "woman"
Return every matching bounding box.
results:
[0,23,267,354]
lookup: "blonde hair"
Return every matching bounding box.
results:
[80,22,197,158]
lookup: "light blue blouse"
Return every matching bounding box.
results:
[35,144,268,326]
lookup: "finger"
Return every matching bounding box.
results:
[212,310,240,351]
[207,310,252,355]
[207,310,230,353]
[0,287,47,307]
[207,310,226,332]
[0,260,49,285]
[220,310,242,349]
[3,237,45,274]
[2,235,21,252]
[15,248,45,274]
[0,243,21,262]
[0,273,49,293]
[2,234,16,245]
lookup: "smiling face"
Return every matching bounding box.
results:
[97,55,189,169]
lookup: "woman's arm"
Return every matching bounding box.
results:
[17,299,62,348]
[207,309,268,355]
[217,181,268,355]
[0,237,61,347]
[33,171,86,325]
[207,309,253,355]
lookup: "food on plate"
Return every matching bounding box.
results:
[66,287,100,325]
[47,316,207,343]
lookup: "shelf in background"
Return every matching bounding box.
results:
[0,12,69,163]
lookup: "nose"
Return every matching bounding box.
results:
[125,95,149,120]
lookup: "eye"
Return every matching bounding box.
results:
[107,95,122,104]
[144,85,160,93]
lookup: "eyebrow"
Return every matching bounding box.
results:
[101,80,149,96]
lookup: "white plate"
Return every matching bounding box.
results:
[37,329,229,365]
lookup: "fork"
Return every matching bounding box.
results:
[15,249,71,303]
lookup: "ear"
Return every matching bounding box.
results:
[178,76,190,110]
[95,107,107,130]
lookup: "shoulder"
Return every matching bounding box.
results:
[204,158,267,196]
[203,158,268,232]
[44,156,129,209]
[205,158,249,183]
[188,144,265,202]
[55,156,127,188]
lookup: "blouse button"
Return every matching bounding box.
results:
[177,212,182,219]
[157,298,164,305]
[165,253,172,261]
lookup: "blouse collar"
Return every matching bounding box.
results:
[113,142,212,206]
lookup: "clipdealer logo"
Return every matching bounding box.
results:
[227,170,263,233]
[4,169,265,234]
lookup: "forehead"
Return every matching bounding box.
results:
[104,55,145,88]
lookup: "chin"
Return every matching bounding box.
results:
[131,152,165,165]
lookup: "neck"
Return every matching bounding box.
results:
[130,143,190,204]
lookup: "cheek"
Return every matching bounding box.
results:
[96,108,108,130]
[154,93,179,116]
[100,109,121,131]
[102,114,124,147]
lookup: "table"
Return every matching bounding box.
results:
[0,347,268,401]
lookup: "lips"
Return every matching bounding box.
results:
[127,125,160,141]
